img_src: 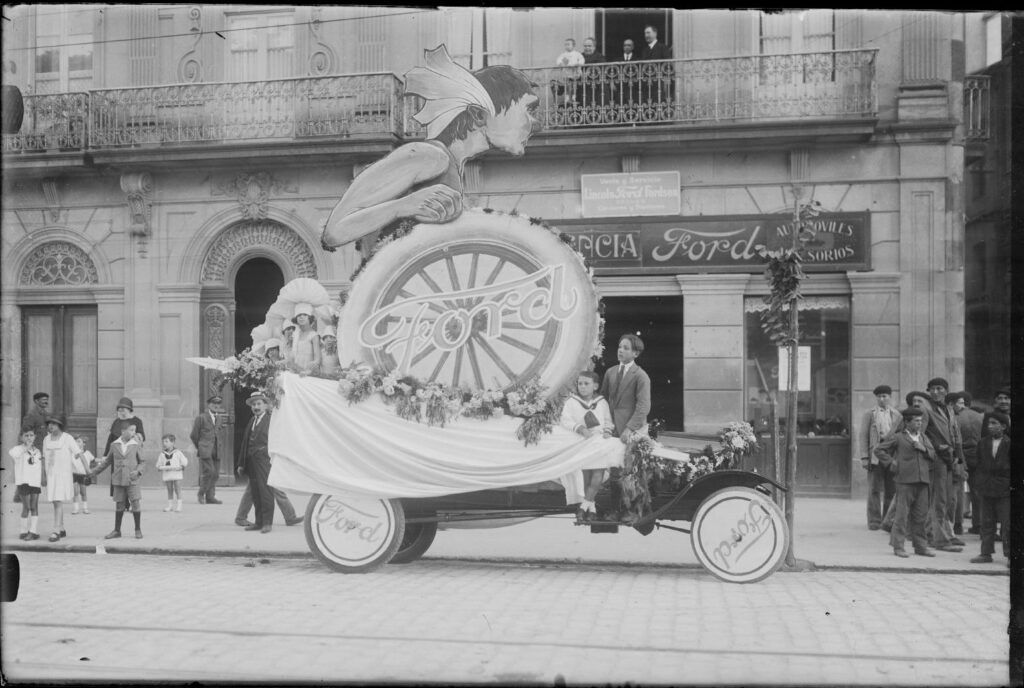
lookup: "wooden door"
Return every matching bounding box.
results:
[21,305,98,454]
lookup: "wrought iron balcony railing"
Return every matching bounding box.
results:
[1,91,90,153]
[519,49,877,129]
[964,75,991,141]
[2,49,878,156]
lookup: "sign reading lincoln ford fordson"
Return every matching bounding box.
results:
[562,212,870,273]
[581,172,681,218]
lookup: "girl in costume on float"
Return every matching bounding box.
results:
[319,324,340,376]
[559,370,623,522]
[320,44,540,253]
[290,303,321,374]
[280,322,296,364]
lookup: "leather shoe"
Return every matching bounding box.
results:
[868,525,880,531]
[914,549,936,557]
[934,544,963,552]
[244,524,262,531]
[970,554,993,564]
[198,494,206,504]
[104,530,122,539]
[260,526,272,534]
[285,516,304,526]
[893,549,910,558]
[235,518,255,527]
[881,524,892,533]
[950,537,966,546]
[575,508,587,524]
[134,530,143,539]
[953,525,963,535]
[206,498,223,505]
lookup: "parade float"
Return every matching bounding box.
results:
[190,46,789,583]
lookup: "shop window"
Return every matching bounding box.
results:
[744,296,850,438]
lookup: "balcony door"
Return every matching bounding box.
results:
[32,4,93,94]
[225,11,296,82]
[21,305,98,453]
[597,9,672,60]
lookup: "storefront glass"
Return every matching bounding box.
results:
[744,296,851,439]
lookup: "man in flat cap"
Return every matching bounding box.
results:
[982,387,1011,439]
[191,394,224,505]
[856,384,901,530]
[21,392,50,452]
[918,377,965,551]
[874,407,936,558]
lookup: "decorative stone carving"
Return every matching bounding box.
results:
[177,6,203,83]
[308,8,337,76]
[20,241,99,286]
[212,172,297,220]
[201,220,317,283]
[120,172,154,236]
[203,303,228,397]
[41,178,61,222]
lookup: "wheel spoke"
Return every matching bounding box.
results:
[445,256,462,293]
[482,258,507,287]
[496,333,541,356]
[451,347,464,387]
[471,334,517,385]
[397,288,446,316]
[411,340,439,368]
[416,269,460,311]
[429,350,451,381]
[465,339,485,389]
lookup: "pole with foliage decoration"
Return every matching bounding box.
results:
[757,188,820,567]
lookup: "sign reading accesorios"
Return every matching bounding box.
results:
[561,212,870,273]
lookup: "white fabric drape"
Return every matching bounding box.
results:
[268,372,623,501]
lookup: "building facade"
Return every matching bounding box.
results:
[2,8,999,497]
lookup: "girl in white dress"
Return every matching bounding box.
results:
[559,371,623,521]
[42,417,82,541]
[291,302,322,374]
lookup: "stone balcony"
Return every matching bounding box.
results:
[2,49,881,170]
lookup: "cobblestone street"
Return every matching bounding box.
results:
[1,552,1009,685]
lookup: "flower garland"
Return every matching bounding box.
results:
[616,421,761,524]
[336,363,564,446]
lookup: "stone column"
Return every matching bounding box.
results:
[846,271,900,499]
[897,11,954,121]
[676,274,750,434]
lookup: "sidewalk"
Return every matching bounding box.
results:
[1,486,1009,575]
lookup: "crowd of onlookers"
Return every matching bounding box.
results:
[856,379,1011,565]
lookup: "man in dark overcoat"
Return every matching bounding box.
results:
[190,394,224,505]
[969,412,1010,565]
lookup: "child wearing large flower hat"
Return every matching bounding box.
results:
[291,302,321,374]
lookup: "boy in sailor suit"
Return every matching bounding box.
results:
[560,370,622,521]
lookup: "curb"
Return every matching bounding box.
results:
[1,545,1010,575]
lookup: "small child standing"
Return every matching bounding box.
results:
[71,435,94,514]
[10,427,43,540]
[87,421,145,539]
[157,434,188,512]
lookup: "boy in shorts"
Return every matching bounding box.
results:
[87,421,145,539]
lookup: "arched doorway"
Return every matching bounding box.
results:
[232,257,285,461]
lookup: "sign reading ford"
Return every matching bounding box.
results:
[562,212,870,273]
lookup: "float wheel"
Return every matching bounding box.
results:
[690,487,788,583]
[304,494,405,573]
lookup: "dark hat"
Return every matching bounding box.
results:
[245,391,268,407]
[995,387,1011,398]
[905,391,929,408]
[206,395,223,405]
[116,396,134,412]
[926,377,949,390]
[32,392,49,401]
[901,407,924,420]
[944,392,964,405]
[45,416,65,429]
[988,411,1010,427]
[959,391,973,405]
[872,385,892,396]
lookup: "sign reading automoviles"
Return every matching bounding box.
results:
[562,212,870,273]
[581,172,681,218]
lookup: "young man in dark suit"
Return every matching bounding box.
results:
[190,394,223,505]
[599,334,651,445]
[874,407,936,558]
[638,25,673,113]
[236,391,274,533]
[969,412,1010,565]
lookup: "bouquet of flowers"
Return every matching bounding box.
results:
[504,380,563,446]
[716,421,760,468]
[215,348,283,405]
[462,388,506,421]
